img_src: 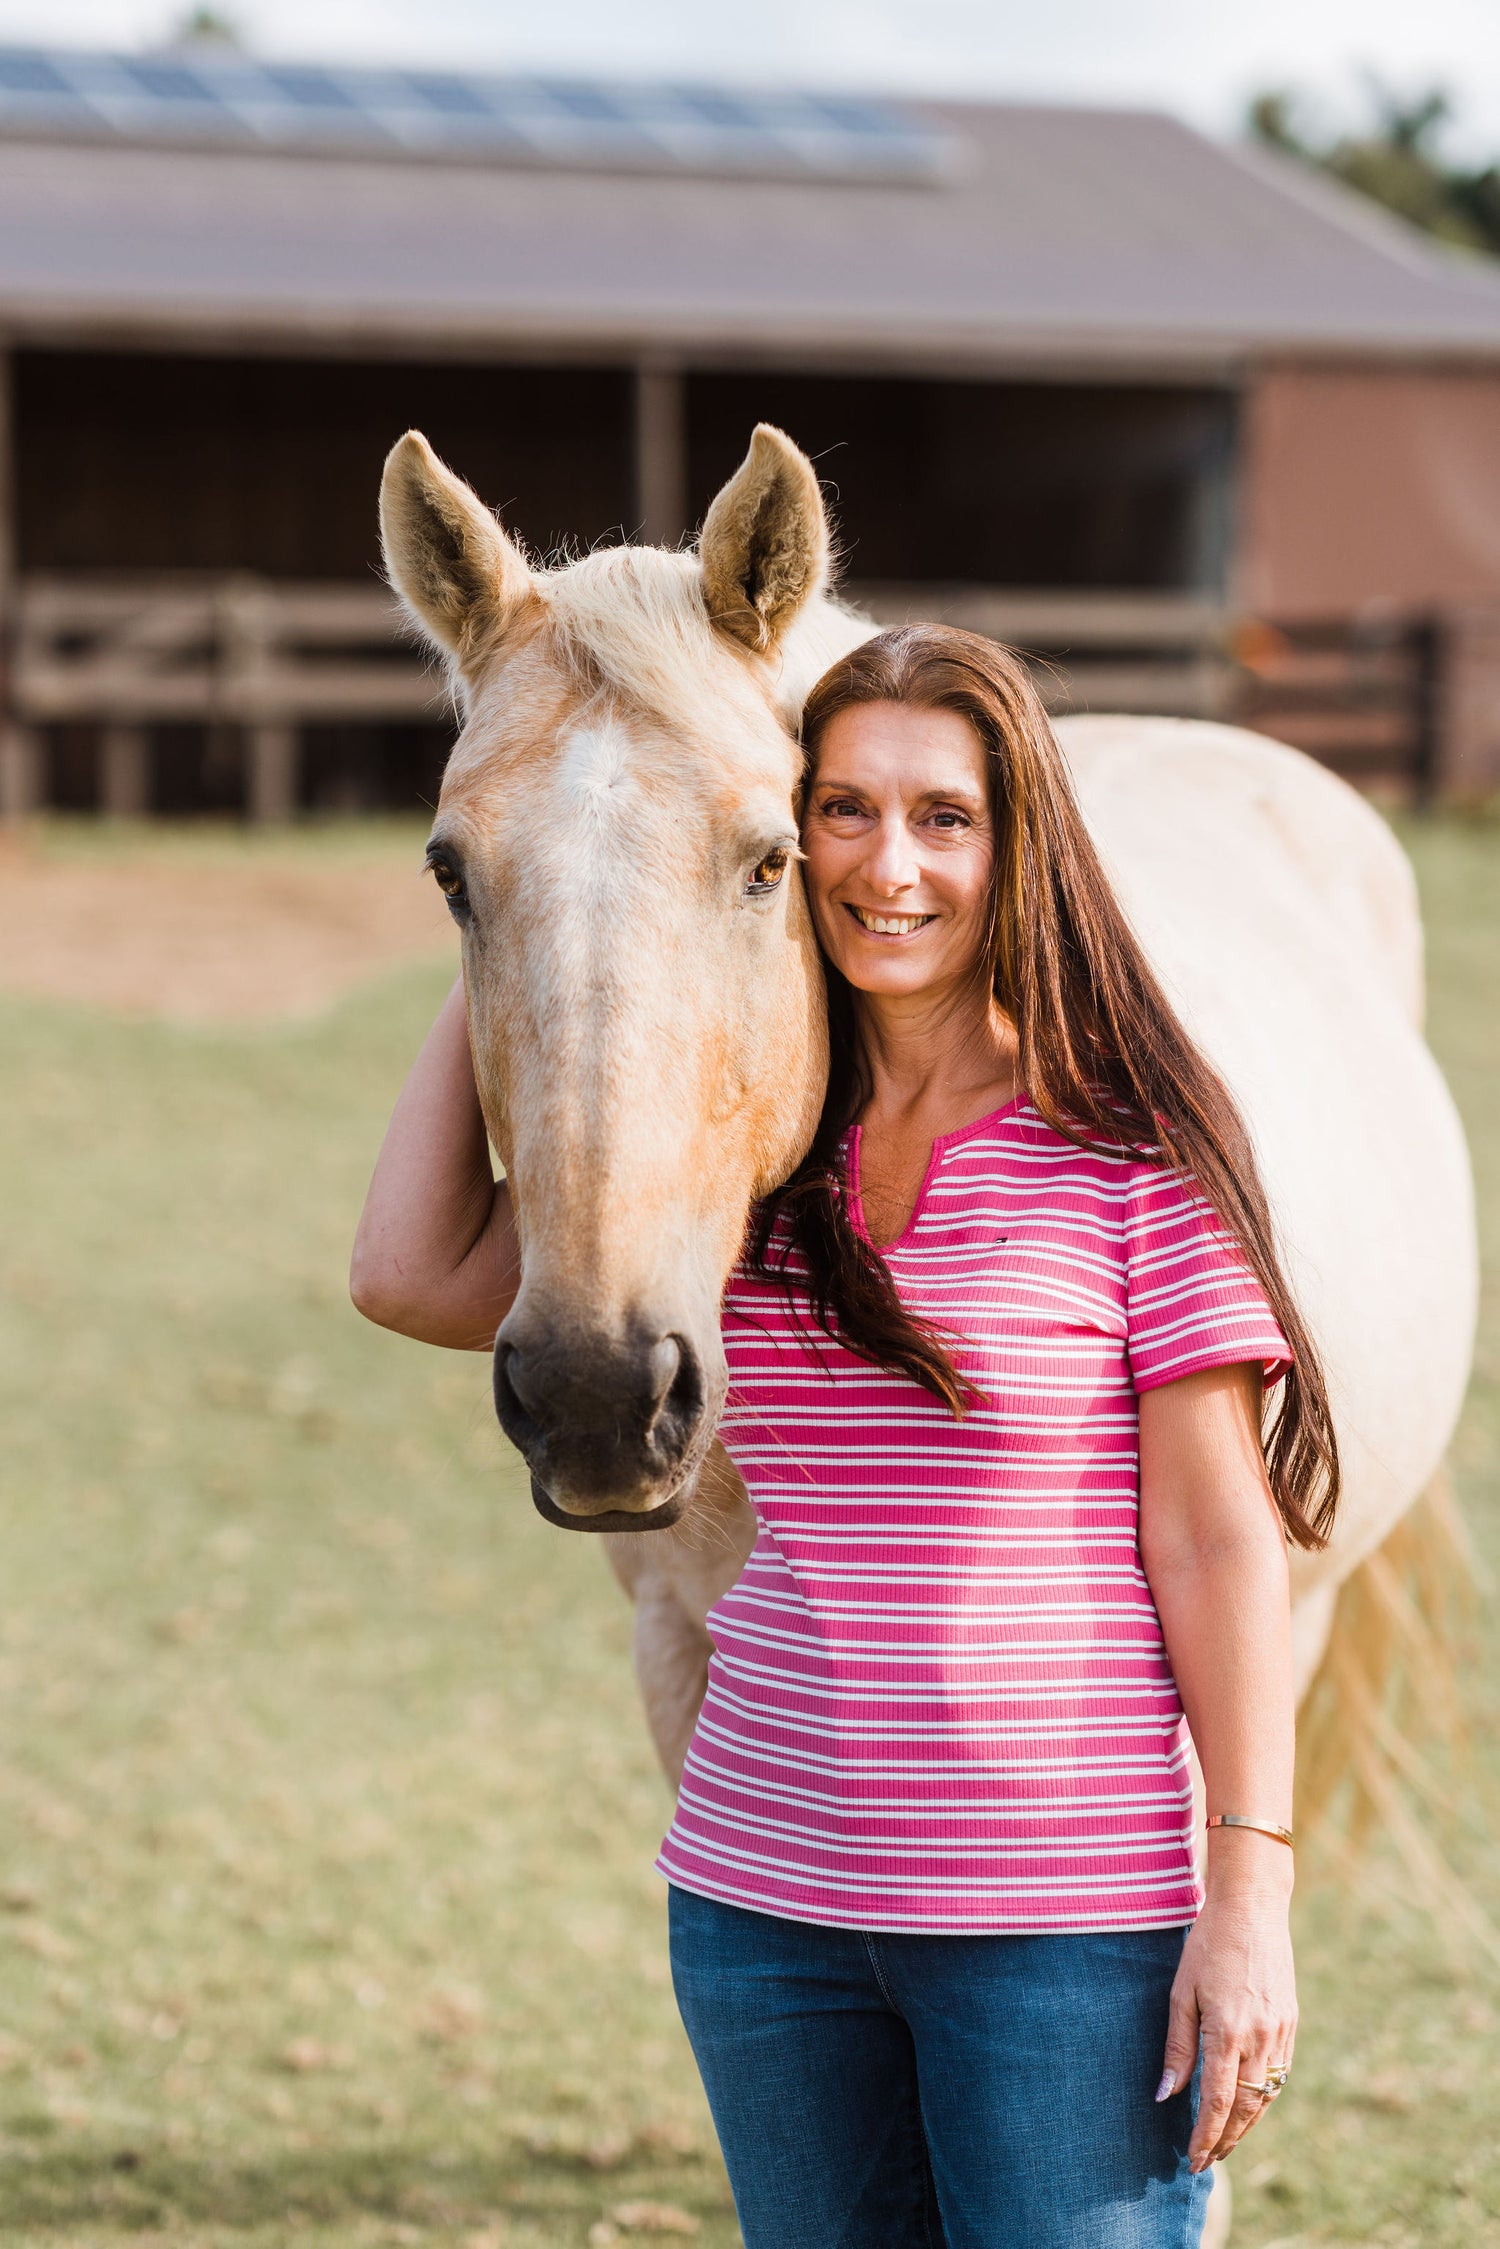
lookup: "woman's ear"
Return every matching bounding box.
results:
[380,431,535,671]
[699,424,830,653]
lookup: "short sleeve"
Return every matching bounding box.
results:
[1123,1161,1292,1395]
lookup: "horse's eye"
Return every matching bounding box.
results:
[428,857,470,916]
[747,847,790,896]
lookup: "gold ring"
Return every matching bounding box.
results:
[1237,2065,1290,2100]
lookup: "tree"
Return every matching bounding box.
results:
[168,7,244,46]
[1248,82,1500,258]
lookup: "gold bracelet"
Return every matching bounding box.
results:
[1206,1813,1294,1848]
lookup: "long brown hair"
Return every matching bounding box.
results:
[749,623,1339,1550]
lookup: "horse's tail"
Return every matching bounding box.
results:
[1295,1471,1498,1961]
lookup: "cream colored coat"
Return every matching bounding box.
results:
[609,714,1477,1783]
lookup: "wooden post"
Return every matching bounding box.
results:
[0,730,39,817]
[100,724,152,818]
[222,575,299,822]
[248,723,298,822]
[1437,603,1500,801]
[0,335,41,820]
[634,361,687,546]
[0,721,40,818]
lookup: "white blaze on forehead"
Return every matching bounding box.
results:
[512,710,710,1218]
[559,718,636,807]
[529,715,674,1036]
[548,718,652,938]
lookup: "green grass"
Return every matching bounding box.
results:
[0,951,731,2246]
[12,811,437,867]
[1229,812,1500,2249]
[1,811,1498,2247]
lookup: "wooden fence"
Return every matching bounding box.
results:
[1,576,448,819]
[0,574,1469,817]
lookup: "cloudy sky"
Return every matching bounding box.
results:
[3,0,1499,156]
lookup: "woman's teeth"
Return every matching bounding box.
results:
[850,907,934,936]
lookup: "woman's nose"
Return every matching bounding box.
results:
[865,816,920,893]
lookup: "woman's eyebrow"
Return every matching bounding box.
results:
[813,776,987,809]
[915,782,987,809]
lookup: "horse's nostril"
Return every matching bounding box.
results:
[645,1332,705,1464]
[493,1341,545,1451]
[645,1335,682,1419]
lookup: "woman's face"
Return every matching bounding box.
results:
[801,701,996,1003]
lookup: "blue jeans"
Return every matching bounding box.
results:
[668,1887,1209,2249]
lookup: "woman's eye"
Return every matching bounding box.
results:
[928,810,969,831]
[821,798,865,819]
[747,847,790,896]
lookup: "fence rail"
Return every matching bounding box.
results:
[0,573,1466,816]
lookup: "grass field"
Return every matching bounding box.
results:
[2,813,1498,2248]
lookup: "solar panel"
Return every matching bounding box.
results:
[0,50,74,95]
[0,41,957,183]
[264,64,360,109]
[403,73,494,118]
[124,59,218,101]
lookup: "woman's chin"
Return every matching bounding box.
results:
[834,952,947,997]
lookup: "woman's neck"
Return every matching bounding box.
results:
[854,978,1020,1129]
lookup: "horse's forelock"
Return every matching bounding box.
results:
[541,544,873,754]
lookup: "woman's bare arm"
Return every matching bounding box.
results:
[1138,1361,1297,2174]
[350,977,520,1351]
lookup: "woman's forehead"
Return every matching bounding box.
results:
[810,702,989,804]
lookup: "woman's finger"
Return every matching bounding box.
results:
[1207,2077,1272,2162]
[1188,2033,1242,2172]
[1206,2022,1293,2163]
[1156,1976,1200,2106]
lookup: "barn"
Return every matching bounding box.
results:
[3,38,1500,815]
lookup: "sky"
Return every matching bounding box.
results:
[2,0,1500,159]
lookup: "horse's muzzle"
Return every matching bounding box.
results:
[492,1314,718,1529]
[527,1476,686,1535]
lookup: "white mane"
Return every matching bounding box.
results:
[541,543,874,745]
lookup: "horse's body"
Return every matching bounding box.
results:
[380,424,1476,2239]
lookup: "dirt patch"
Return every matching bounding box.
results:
[0,833,457,1021]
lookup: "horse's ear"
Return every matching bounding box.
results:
[380,431,534,665]
[699,424,830,652]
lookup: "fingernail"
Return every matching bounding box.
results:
[1155,2070,1176,2103]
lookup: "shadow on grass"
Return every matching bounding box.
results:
[0,2134,728,2234]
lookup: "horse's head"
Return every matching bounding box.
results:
[381,425,868,1532]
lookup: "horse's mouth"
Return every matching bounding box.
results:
[528,1475,685,1535]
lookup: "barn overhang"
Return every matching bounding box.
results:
[4,70,1500,376]
[4,51,1500,807]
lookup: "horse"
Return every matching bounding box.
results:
[379,423,1477,2242]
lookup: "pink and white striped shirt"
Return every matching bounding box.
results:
[657,1095,1290,1934]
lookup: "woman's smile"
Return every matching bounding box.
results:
[843,904,937,938]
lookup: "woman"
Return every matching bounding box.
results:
[353,625,1337,2248]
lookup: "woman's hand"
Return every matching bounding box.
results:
[1158,1835,1297,2170]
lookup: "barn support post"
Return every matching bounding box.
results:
[1438,603,1500,800]
[0,337,41,820]
[634,361,687,546]
[221,576,299,822]
[248,724,299,823]
[100,725,152,819]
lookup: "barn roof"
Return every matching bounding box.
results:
[4,46,1500,372]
